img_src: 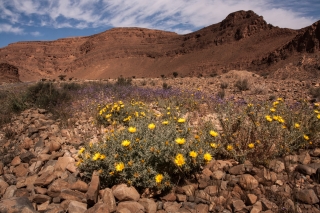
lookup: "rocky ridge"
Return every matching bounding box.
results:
[0,10,319,82]
[0,108,320,212]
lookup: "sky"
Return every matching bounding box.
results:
[0,0,320,48]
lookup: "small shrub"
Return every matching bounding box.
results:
[235,79,249,91]
[4,128,16,139]
[58,75,67,81]
[310,87,320,100]
[251,84,267,95]
[173,72,178,78]
[162,83,171,90]
[217,90,225,99]
[220,82,228,89]
[160,74,165,79]
[25,82,70,109]
[210,72,218,77]
[150,81,156,86]
[141,80,147,86]
[116,76,132,86]
[62,82,82,91]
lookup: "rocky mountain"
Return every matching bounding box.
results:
[0,10,319,82]
[0,63,20,83]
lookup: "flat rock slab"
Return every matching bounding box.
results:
[0,196,37,213]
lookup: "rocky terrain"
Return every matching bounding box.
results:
[0,97,320,212]
[0,63,20,83]
[0,10,319,82]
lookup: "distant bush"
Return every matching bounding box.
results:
[116,76,132,86]
[217,89,225,99]
[162,83,172,90]
[62,82,82,91]
[310,87,320,100]
[25,82,70,109]
[235,79,250,91]
[220,82,228,89]
[173,72,178,78]
[58,75,67,81]
[160,74,165,79]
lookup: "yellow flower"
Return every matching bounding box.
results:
[247,103,253,107]
[167,111,170,115]
[270,108,276,112]
[194,134,200,139]
[140,112,146,117]
[294,123,300,128]
[189,151,198,158]
[315,103,320,107]
[78,147,85,155]
[175,138,186,145]
[174,154,185,167]
[155,174,163,183]
[105,114,112,119]
[128,126,137,133]
[317,114,320,120]
[115,162,125,172]
[304,135,309,140]
[277,98,283,101]
[100,154,106,160]
[203,153,212,162]
[248,143,254,149]
[273,101,279,107]
[162,120,169,125]
[210,143,218,148]
[92,153,101,161]
[265,115,273,122]
[148,123,156,130]
[76,159,83,166]
[227,145,233,151]
[210,130,218,137]
[122,140,131,147]
[177,118,186,123]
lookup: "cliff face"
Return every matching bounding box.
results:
[0,10,319,82]
[0,63,20,83]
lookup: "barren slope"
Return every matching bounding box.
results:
[0,10,319,82]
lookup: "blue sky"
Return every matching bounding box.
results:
[0,0,320,48]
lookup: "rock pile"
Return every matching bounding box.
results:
[0,108,320,212]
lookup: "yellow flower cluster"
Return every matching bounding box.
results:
[115,162,125,171]
[189,151,198,158]
[121,140,131,147]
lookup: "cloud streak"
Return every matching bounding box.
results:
[0,0,319,35]
[0,24,24,34]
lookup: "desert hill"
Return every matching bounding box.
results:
[0,10,319,82]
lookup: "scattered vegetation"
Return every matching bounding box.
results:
[116,76,132,86]
[235,78,250,91]
[173,72,178,78]
[220,82,228,89]
[58,74,67,81]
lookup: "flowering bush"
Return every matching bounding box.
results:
[78,86,320,192]
[78,100,217,191]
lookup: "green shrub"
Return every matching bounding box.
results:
[79,101,217,191]
[25,82,70,109]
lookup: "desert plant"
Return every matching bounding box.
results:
[25,82,70,109]
[173,72,178,78]
[58,75,67,81]
[62,82,82,91]
[116,76,132,86]
[220,82,228,89]
[310,87,320,100]
[162,83,171,90]
[217,90,225,99]
[235,79,250,91]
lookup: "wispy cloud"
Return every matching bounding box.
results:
[0,0,319,34]
[30,31,41,36]
[0,24,24,34]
